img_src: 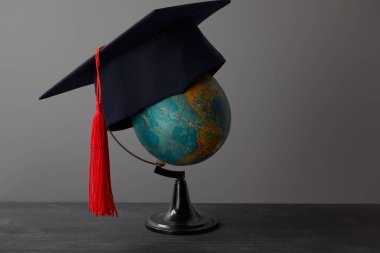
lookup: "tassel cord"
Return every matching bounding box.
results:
[88,46,118,218]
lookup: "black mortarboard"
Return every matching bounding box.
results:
[40,0,230,131]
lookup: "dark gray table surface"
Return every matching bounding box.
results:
[0,203,379,252]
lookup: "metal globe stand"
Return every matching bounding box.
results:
[145,167,218,235]
[108,132,218,234]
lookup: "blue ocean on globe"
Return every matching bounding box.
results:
[132,74,231,166]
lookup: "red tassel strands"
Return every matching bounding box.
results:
[88,47,118,217]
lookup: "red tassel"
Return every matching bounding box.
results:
[88,47,118,217]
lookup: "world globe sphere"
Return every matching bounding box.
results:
[132,74,231,166]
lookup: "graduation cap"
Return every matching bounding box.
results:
[40,0,230,217]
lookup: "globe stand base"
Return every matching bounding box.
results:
[145,178,218,235]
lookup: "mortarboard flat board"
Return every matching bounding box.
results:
[40,0,230,131]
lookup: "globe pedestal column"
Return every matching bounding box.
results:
[145,178,218,235]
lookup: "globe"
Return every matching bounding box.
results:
[132,74,231,166]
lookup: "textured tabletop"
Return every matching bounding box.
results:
[0,203,379,252]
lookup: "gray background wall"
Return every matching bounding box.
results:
[0,0,379,203]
